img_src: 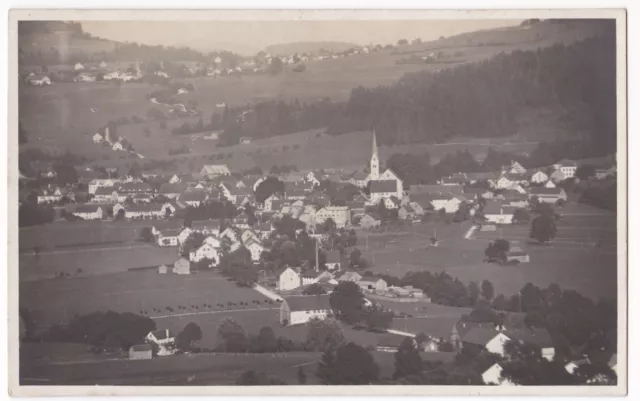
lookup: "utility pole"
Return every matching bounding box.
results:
[315,238,319,273]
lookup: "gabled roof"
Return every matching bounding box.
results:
[94,186,117,196]
[191,219,221,231]
[483,202,516,215]
[370,180,397,194]
[283,294,331,312]
[130,343,153,352]
[149,329,174,340]
[529,187,563,195]
[201,164,231,175]
[461,327,502,346]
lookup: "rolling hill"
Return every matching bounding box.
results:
[265,41,359,56]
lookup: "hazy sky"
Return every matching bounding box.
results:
[81,19,521,55]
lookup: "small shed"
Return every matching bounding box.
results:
[173,258,191,275]
[158,264,169,274]
[129,344,153,360]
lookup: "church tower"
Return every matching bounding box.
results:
[370,129,380,180]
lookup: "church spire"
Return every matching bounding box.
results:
[370,128,380,180]
[372,128,378,158]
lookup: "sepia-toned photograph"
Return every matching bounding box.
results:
[8,9,627,396]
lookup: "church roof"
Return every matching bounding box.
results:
[372,129,378,157]
[370,180,397,193]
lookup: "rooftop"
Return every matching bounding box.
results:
[283,294,331,312]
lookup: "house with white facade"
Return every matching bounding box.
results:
[92,133,104,143]
[278,267,302,291]
[200,164,231,179]
[279,295,331,326]
[145,329,175,356]
[530,170,549,184]
[483,202,516,225]
[156,228,180,247]
[314,206,351,229]
[71,204,104,220]
[553,159,578,178]
[482,363,515,386]
[244,239,265,263]
[189,242,220,264]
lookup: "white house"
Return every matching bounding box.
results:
[279,295,331,326]
[112,141,124,151]
[506,161,527,175]
[189,242,219,264]
[145,329,175,356]
[71,204,104,220]
[314,206,351,229]
[203,235,221,248]
[244,239,265,263]
[482,363,515,386]
[554,159,578,178]
[483,202,516,225]
[200,164,231,178]
[173,258,191,275]
[530,170,549,184]
[241,229,261,245]
[357,278,388,293]
[92,133,104,143]
[278,267,302,291]
[74,62,85,71]
[430,196,462,214]
[177,227,194,245]
[462,327,555,361]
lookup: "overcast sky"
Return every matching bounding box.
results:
[81,19,521,55]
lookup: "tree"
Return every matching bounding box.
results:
[176,322,203,351]
[269,57,284,75]
[302,283,326,295]
[316,343,379,384]
[362,305,394,332]
[513,208,531,224]
[484,239,510,263]
[349,248,362,268]
[216,317,248,352]
[255,326,278,352]
[530,214,558,244]
[255,177,285,204]
[329,281,365,325]
[180,232,206,258]
[393,337,423,380]
[575,164,596,181]
[139,227,154,243]
[305,317,345,352]
[322,217,337,234]
[481,280,494,301]
[297,366,307,384]
[128,161,142,178]
[467,282,480,305]
[453,202,470,222]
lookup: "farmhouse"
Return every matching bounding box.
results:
[278,267,302,291]
[146,329,175,356]
[114,203,175,219]
[357,278,388,293]
[37,186,64,204]
[483,202,516,225]
[189,242,220,264]
[337,271,363,282]
[156,228,181,247]
[528,187,567,204]
[425,194,462,214]
[173,258,191,275]
[244,239,265,263]
[530,169,550,184]
[279,294,331,326]
[360,213,381,228]
[191,219,222,236]
[27,74,51,86]
[178,191,208,208]
[461,326,555,361]
[315,206,351,229]
[92,133,104,143]
[482,363,514,386]
[200,164,231,179]
[129,344,153,360]
[70,204,104,220]
[553,159,578,178]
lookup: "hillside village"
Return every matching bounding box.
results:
[18,19,620,387]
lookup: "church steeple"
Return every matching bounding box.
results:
[370,128,380,180]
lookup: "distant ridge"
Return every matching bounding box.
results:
[265,41,359,56]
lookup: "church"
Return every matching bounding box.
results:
[365,131,404,205]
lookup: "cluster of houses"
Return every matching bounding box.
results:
[91,125,133,153]
[24,61,143,86]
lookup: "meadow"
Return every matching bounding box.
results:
[360,203,618,300]
[18,20,609,173]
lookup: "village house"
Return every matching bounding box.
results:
[482,202,516,225]
[528,187,568,204]
[88,178,120,194]
[482,363,515,386]
[37,186,65,204]
[200,164,231,179]
[177,226,193,245]
[145,329,176,356]
[337,271,363,282]
[244,239,265,263]
[505,246,530,264]
[203,235,221,248]
[544,180,557,189]
[173,258,191,275]
[460,325,555,361]
[263,194,283,212]
[156,228,181,247]
[220,226,240,243]
[529,169,550,184]
[505,161,527,175]
[553,159,578,178]
[191,219,222,236]
[113,203,175,220]
[357,278,388,293]
[27,74,51,86]
[178,191,208,208]
[92,133,104,143]
[93,187,120,203]
[428,194,463,214]
[189,242,220,265]
[359,213,381,229]
[279,294,332,326]
[241,229,261,245]
[278,267,302,291]
[232,212,251,229]
[70,204,104,220]
[315,206,351,229]
[129,344,153,360]
[324,250,342,270]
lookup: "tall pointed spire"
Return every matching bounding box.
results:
[370,128,380,180]
[372,128,378,158]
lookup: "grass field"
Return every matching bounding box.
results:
[360,202,618,300]
[18,220,166,251]
[20,269,276,329]
[20,350,323,385]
